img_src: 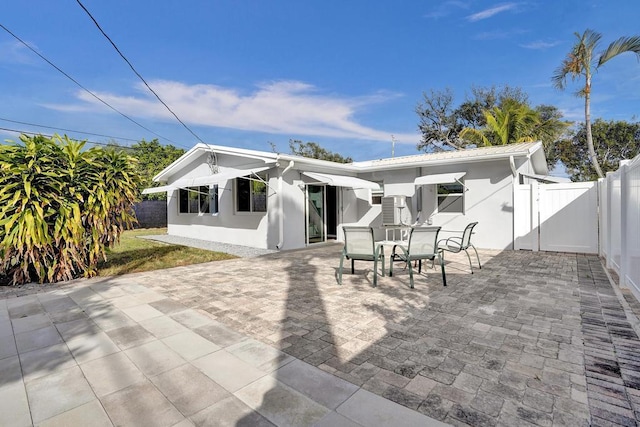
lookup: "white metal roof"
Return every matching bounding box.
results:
[353,142,542,169]
[152,141,548,183]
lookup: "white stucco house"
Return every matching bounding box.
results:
[143,141,558,251]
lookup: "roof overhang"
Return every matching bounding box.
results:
[143,166,272,194]
[414,172,466,186]
[520,172,570,183]
[302,172,380,190]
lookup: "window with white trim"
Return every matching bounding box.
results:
[179,186,218,214]
[371,182,384,205]
[236,172,268,212]
[436,181,464,213]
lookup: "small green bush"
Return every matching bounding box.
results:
[0,134,142,285]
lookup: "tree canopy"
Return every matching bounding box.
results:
[416,86,568,168]
[128,139,185,199]
[416,85,533,152]
[554,119,640,181]
[289,140,352,163]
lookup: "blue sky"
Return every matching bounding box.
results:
[1,1,638,160]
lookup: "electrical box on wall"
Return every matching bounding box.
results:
[382,195,412,225]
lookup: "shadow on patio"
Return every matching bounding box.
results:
[145,244,599,426]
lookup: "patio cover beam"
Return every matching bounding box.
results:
[142,165,273,194]
[414,172,466,186]
[302,172,380,190]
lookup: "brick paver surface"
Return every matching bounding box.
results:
[3,245,640,426]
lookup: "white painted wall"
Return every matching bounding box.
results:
[352,160,516,250]
[165,152,537,251]
[166,152,276,249]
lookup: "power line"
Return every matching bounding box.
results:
[0,117,139,143]
[74,0,206,145]
[0,126,134,150]
[0,22,185,148]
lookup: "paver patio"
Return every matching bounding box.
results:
[2,244,640,426]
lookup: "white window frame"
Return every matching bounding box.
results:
[370,182,384,206]
[178,186,214,215]
[234,172,268,214]
[436,180,465,214]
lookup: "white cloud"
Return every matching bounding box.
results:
[467,3,517,22]
[0,40,38,65]
[520,40,562,50]
[424,1,470,19]
[47,80,419,144]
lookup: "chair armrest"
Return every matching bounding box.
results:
[439,237,462,252]
[392,244,409,260]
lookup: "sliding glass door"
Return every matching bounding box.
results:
[306,185,326,244]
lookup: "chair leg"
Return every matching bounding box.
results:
[407,258,415,289]
[389,253,395,277]
[373,257,378,287]
[338,253,344,285]
[463,248,474,274]
[471,244,481,269]
[439,251,447,286]
[351,259,355,274]
[418,259,422,274]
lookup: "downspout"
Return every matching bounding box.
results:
[509,155,518,179]
[276,160,295,249]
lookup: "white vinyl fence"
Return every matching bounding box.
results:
[514,181,599,253]
[601,153,640,299]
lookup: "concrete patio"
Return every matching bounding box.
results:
[2,244,640,426]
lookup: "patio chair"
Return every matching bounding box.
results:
[389,226,446,288]
[338,226,385,287]
[438,222,481,273]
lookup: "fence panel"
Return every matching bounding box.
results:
[539,182,599,253]
[625,156,640,292]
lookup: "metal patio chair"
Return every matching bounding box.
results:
[389,226,446,288]
[438,222,481,273]
[338,226,385,287]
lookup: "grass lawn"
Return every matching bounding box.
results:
[97,228,237,277]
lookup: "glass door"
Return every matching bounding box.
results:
[306,185,326,244]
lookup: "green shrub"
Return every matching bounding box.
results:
[0,134,142,285]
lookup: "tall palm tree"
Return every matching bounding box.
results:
[552,29,640,179]
[459,100,541,146]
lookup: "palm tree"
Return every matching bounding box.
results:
[552,29,640,179]
[459,100,541,146]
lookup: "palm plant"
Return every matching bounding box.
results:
[552,29,640,179]
[459,100,541,146]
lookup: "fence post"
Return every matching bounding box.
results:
[605,172,614,270]
[531,181,539,252]
[619,160,631,288]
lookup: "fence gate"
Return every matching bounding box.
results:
[514,181,599,254]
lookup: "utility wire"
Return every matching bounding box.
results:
[74,0,207,145]
[0,126,134,150]
[0,117,139,143]
[0,22,184,148]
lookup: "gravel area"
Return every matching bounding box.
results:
[138,234,278,258]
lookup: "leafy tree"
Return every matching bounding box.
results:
[554,119,640,181]
[0,134,141,285]
[552,29,640,178]
[289,140,352,163]
[416,85,531,152]
[129,139,185,199]
[459,100,569,158]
